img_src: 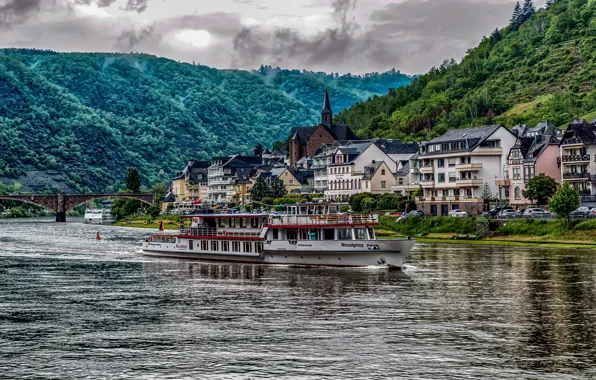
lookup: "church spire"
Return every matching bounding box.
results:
[321,89,332,128]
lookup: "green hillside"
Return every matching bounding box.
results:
[336,0,596,141]
[0,50,411,192]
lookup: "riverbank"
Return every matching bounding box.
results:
[112,219,179,230]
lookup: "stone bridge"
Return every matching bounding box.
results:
[0,193,156,222]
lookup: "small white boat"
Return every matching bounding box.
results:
[142,203,415,269]
[84,208,114,225]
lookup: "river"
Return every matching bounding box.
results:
[0,218,594,379]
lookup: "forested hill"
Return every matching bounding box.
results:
[0,49,411,192]
[336,0,596,141]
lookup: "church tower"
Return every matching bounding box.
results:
[321,89,332,128]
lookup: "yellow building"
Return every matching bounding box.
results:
[361,161,395,194]
[172,160,210,202]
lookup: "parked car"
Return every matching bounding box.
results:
[515,208,526,218]
[589,208,596,218]
[570,206,591,218]
[408,210,426,217]
[523,208,550,218]
[499,209,517,218]
[448,209,468,218]
[485,206,513,218]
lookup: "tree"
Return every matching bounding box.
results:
[151,183,167,201]
[490,28,502,45]
[522,174,557,205]
[549,181,580,227]
[250,176,269,201]
[481,183,493,201]
[126,167,141,192]
[269,178,287,199]
[521,0,536,23]
[254,144,265,156]
[272,140,288,151]
[510,2,523,30]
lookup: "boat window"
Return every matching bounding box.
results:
[354,228,368,240]
[230,218,236,228]
[307,230,318,240]
[255,242,263,253]
[323,229,334,240]
[337,228,352,240]
[201,240,208,251]
[232,241,241,252]
[251,218,259,228]
[272,229,279,240]
[367,227,375,239]
[211,241,219,251]
[189,240,194,250]
[287,229,298,240]
[221,241,229,251]
[300,229,309,240]
[219,219,226,228]
[244,241,252,253]
[241,218,247,228]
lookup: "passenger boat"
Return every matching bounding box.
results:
[84,207,115,225]
[142,203,415,268]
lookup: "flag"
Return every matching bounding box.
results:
[159,220,164,231]
[404,204,408,219]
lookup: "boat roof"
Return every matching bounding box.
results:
[181,213,270,219]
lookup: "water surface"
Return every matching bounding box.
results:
[0,218,594,379]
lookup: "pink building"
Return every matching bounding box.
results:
[501,122,561,208]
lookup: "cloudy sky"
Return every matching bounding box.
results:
[0,0,546,74]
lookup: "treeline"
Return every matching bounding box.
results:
[335,0,596,141]
[0,50,410,192]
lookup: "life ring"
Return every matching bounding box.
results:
[268,216,273,225]
[222,229,229,236]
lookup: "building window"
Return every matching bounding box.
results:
[513,167,521,180]
[449,172,456,182]
[398,178,404,185]
[381,169,386,175]
[365,181,369,189]
[381,181,386,188]
[438,173,445,183]
[438,159,445,167]
[515,187,521,200]
[289,179,294,185]
[448,158,456,167]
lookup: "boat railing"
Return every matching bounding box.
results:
[179,228,261,238]
[267,214,379,226]
[147,235,176,243]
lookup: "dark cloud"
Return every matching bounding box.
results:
[230,0,399,73]
[0,0,43,28]
[114,24,158,51]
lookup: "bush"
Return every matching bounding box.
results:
[379,215,477,235]
[146,205,160,218]
[497,219,567,236]
[261,197,274,205]
[351,193,373,212]
[376,194,401,210]
[360,197,377,212]
[273,197,298,206]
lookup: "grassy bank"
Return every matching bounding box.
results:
[112,215,180,230]
[378,216,596,250]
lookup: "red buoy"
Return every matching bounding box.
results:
[96,232,101,240]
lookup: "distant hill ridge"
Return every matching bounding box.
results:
[0,49,411,192]
[336,0,596,141]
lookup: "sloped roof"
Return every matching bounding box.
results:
[374,139,419,154]
[160,192,176,203]
[430,125,501,144]
[362,161,384,180]
[289,124,358,144]
[293,170,314,184]
[561,120,596,145]
[396,162,410,177]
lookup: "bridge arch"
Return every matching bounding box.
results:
[0,196,58,213]
[64,193,156,212]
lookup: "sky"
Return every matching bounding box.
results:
[0,0,547,75]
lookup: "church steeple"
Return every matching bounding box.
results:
[321,89,332,128]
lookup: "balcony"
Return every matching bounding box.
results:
[560,138,584,146]
[456,178,484,187]
[209,179,235,185]
[420,180,435,188]
[456,163,482,171]
[563,172,590,181]
[420,166,434,174]
[561,154,590,163]
[496,179,511,187]
[410,167,420,174]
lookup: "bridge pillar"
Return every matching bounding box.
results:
[56,193,66,223]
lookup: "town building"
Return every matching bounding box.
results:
[260,167,315,194]
[289,90,358,166]
[505,122,561,207]
[559,119,596,199]
[208,155,261,203]
[171,160,211,202]
[414,125,517,216]
[361,161,396,194]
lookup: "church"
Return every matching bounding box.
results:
[289,90,358,166]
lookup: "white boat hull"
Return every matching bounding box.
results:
[142,239,415,268]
